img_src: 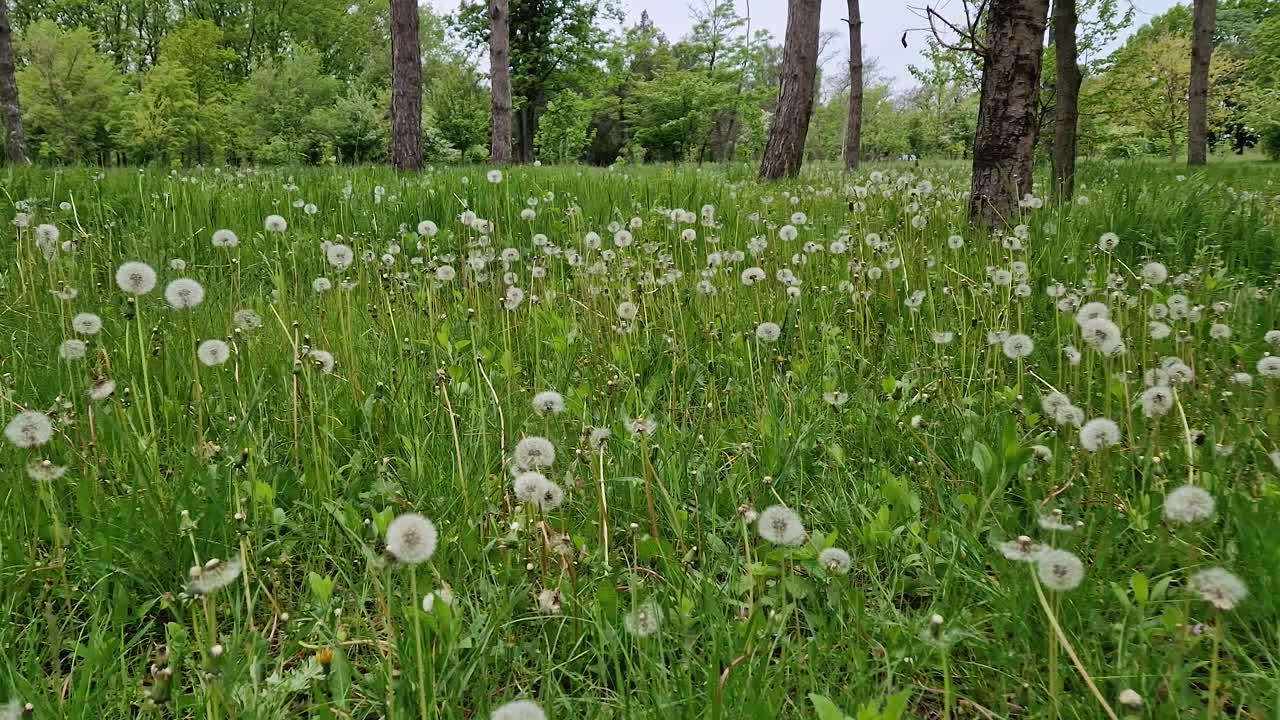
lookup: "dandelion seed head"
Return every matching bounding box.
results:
[757,505,806,546]
[1036,548,1085,591]
[385,513,438,565]
[1190,567,1247,611]
[1164,484,1215,524]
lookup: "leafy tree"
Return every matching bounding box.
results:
[230,46,341,164]
[457,0,617,162]
[119,62,203,164]
[1104,33,1244,161]
[17,20,126,163]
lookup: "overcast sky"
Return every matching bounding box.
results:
[425,0,1185,90]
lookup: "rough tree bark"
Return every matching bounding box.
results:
[843,0,862,171]
[969,0,1050,227]
[760,0,821,180]
[389,0,422,171]
[489,0,513,164]
[0,0,29,165]
[1188,0,1216,166]
[1051,0,1081,198]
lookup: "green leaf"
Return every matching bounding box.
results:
[1131,572,1150,606]
[971,441,996,478]
[809,693,849,720]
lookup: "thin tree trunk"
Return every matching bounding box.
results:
[760,0,821,180]
[0,0,29,165]
[1051,0,1081,198]
[1187,0,1216,166]
[488,0,512,163]
[843,0,862,171]
[969,0,1050,228]
[389,0,422,171]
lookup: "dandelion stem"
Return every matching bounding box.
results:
[1031,567,1120,720]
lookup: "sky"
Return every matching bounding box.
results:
[425,0,1186,91]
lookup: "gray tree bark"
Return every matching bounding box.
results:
[0,0,29,165]
[489,0,513,164]
[1051,0,1081,198]
[389,0,422,171]
[843,0,862,171]
[969,0,1050,227]
[760,0,821,180]
[1188,0,1216,166]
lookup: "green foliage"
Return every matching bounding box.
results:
[231,47,342,164]
[119,63,204,165]
[16,20,127,163]
[535,92,595,163]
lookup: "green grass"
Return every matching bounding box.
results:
[1,161,1279,719]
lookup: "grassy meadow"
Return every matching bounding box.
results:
[2,161,1280,719]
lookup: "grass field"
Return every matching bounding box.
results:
[2,161,1279,719]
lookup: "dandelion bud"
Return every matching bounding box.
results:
[316,647,335,671]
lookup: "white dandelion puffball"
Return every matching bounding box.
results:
[164,278,205,310]
[757,505,806,546]
[1258,356,1280,379]
[59,339,87,360]
[36,223,60,243]
[6,410,54,448]
[1079,417,1121,452]
[613,229,633,248]
[947,234,965,249]
[513,471,546,504]
[755,321,782,343]
[1098,232,1119,251]
[264,214,288,233]
[197,340,231,367]
[115,261,158,295]
[1139,386,1173,418]
[312,277,332,293]
[1002,333,1034,359]
[234,309,263,330]
[211,229,239,248]
[72,312,102,335]
[531,390,565,416]
[308,349,336,373]
[616,301,638,321]
[818,547,852,575]
[435,265,457,282]
[385,513,438,564]
[623,602,663,638]
[1036,548,1085,591]
[1190,567,1247,611]
[327,243,354,270]
[88,378,115,401]
[1164,484,1215,524]
[487,169,504,184]
[1076,301,1110,325]
[417,220,438,237]
[188,558,244,595]
[491,700,546,720]
[514,436,556,469]
[1141,262,1168,285]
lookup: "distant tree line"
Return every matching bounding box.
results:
[0,0,1276,176]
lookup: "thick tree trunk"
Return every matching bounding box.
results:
[1187,0,1216,166]
[389,0,423,171]
[488,0,513,163]
[0,0,29,165]
[760,0,821,180]
[1051,0,1081,198]
[843,0,862,171]
[969,0,1050,228]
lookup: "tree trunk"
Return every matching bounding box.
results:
[969,0,1050,228]
[389,0,423,171]
[843,0,862,171]
[0,0,29,165]
[488,0,513,163]
[1187,0,1216,166]
[1051,0,1081,198]
[760,0,821,180]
